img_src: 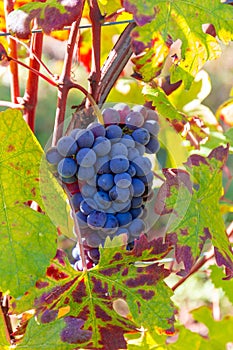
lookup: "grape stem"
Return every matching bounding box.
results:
[4,0,20,104]
[88,0,102,102]
[64,187,87,272]
[52,0,85,146]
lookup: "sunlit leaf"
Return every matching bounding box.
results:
[155,145,233,274]
[0,109,57,297]
[210,265,233,304]
[123,0,233,87]
[14,235,175,349]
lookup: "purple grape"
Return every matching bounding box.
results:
[114,172,132,188]
[87,122,106,137]
[116,212,132,226]
[131,178,145,197]
[57,136,78,157]
[87,248,100,263]
[97,173,114,191]
[75,129,94,148]
[76,148,96,167]
[105,125,122,141]
[80,198,96,215]
[110,156,129,174]
[93,136,111,156]
[126,111,144,129]
[87,210,107,229]
[132,128,150,145]
[46,147,63,165]
[71,192,83,210]
[102,108,120,125]
[145,137,160,154]
[143,120,160,136]
[57,158,78,178]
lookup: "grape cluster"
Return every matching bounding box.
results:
[46,103,160,270]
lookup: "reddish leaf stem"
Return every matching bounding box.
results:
[22,29,44,131]
[88,0,102,101]
[52,0,85,146]
[4,0,20,103]
[8,56,57,87]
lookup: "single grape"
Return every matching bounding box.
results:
[95,155,110,174]
[143,120,160,137]
[93,136,111,156]
[76,148,96,167]
[131,178,145,197]
[57,158,78,178]
[97,173,114,191]
[145,137,160,154]
[87,210,107,229]
[57,136,78,157]
[145,109,159,122]
[126,111,144,129]
[105,125,122,141]
[102,107,120,125]
[110,156,129,174]
[81,183,97,198]
[128,218,146,237]
[114,172,132,188]
[80,198,97,215]
[75,129,94,148]
[87,122,106,137]
[86,174,97,186]
[71,192,83,211]
[103,214,119,233]
[77,165,95,181]
[87,248,100,263]
[127,147,140,161]
[110,143,128,157]
[132,156,152,176]
[132,128,150,145]
[46,147,63,165]
[94,191,111,210]
[116,212,132,226]
[132,104,147,118]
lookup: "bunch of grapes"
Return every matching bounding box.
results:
[46,103,160,270]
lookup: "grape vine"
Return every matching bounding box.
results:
[0,0,233,349]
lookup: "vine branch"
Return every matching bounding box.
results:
[52,0,85,147]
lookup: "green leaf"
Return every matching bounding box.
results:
[15,235,175,349]
[168,326,202,349]
[210,265,233,305]
[155,145,233,273]
[143,85,185,122]
[7,0,84,39]
[39,157,74,239]
[192,306,233,349]
[0,109,57,297]
[125,0,233,87]
[98,0,122,16]
[0,312,10,349]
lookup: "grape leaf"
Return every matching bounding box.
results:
[14,236,175,349]
[143,85,185,122]
[124,0,233,87]
[210,265,233,305]
[7,0,84,39]
[0,109,57,297]
[191,306,233,349]
[97,0,122,16]
[0,310,10,348]
[155,145,233,274]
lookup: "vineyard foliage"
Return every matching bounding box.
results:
[0,0,233,349]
